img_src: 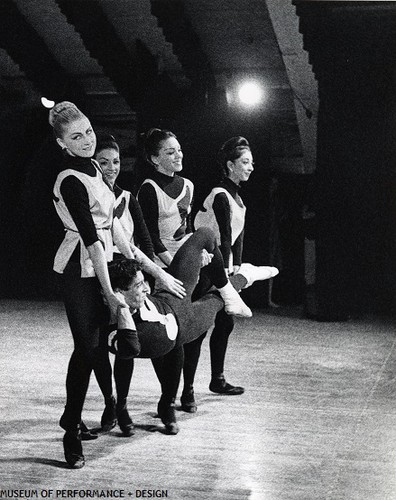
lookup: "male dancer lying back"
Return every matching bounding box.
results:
[107,227,278,435]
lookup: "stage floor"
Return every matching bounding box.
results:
[0,300,395,500]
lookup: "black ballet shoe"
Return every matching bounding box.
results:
[180,389,197,413]
[63,428,85,469]
[116,405,135,437]
[209,378,245,395]
[80,420,99,441]
[60,413,98,440]
[164,421,179,435]
[101,396,117,432]
[157,399,179,435]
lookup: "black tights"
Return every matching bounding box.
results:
[61,263,112,429]
[182,272,245,391]
[150,347,184,406]
[146,228,229,405]
[114,358,134,408]
[182,309,235,390]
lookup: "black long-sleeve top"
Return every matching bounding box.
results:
[212,177,245,268]
[114,184,155,261]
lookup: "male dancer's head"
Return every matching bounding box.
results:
[108,259,150,311]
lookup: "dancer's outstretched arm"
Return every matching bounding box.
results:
[112,217,186,299]
[131,244,186,299]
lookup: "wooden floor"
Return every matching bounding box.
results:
[1,300,396,500]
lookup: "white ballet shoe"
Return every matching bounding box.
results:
[238,263,279,289]
[218,281,252,317]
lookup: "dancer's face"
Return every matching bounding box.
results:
[95,148,120,187]
[151,137,183,176]
[227,149,254,184]
[122,271,150,310]
[57,117,96,158]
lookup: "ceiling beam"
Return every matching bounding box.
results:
[56,0,161,110]
[150,0,216,92]
[0,0,84,102]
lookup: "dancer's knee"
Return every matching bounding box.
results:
[194,227,216,250]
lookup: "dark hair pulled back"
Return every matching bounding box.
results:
[95,134,119,155]
[218,136,251,177]
[143,128,177,165]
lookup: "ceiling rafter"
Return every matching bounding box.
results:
[0,0,84,102]
[56,0,165,110]
[150,0,216,92]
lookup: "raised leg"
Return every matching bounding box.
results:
[167,227,227,297]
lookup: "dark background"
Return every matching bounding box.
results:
[0,1,395,321]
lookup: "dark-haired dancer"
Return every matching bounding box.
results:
[137,128,194,268]
[136,128,209,414]
[182,137,278,411]
[93,135,154,436]
[94,135,154,261]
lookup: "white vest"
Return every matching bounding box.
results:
[139,177,194,266]
[53,162,114,277]
[194,187,246,269]
[113,190,134,253]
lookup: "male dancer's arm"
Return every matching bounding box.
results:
[111,300,141,359]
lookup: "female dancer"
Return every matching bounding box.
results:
[107,227,274,436]
[137,128,201,411]
[195,136,253,274]
[94,134,154,261]
[184,137,278,410]
[50,102,185,469]
[137,128,194,267]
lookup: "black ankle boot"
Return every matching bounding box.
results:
[80,420,99,441]
[209,375,245,395]
[157,398,179,435]
[60,410,98,441]
[116,402,135,437]
[180,387,197,413]
[101,396,117,431]
[63,427,85,469]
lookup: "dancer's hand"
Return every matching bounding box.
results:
[201,249,213,267]
[155,272,186,298]
[105,291,129,321]
[116,297,137,330]
[114,291,128,307]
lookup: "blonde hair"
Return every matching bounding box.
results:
[49,101,86,139]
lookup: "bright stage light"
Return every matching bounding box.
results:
[237,82,263,106]
[41,97,55,109]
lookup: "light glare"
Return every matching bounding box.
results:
[238,82,263,106]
